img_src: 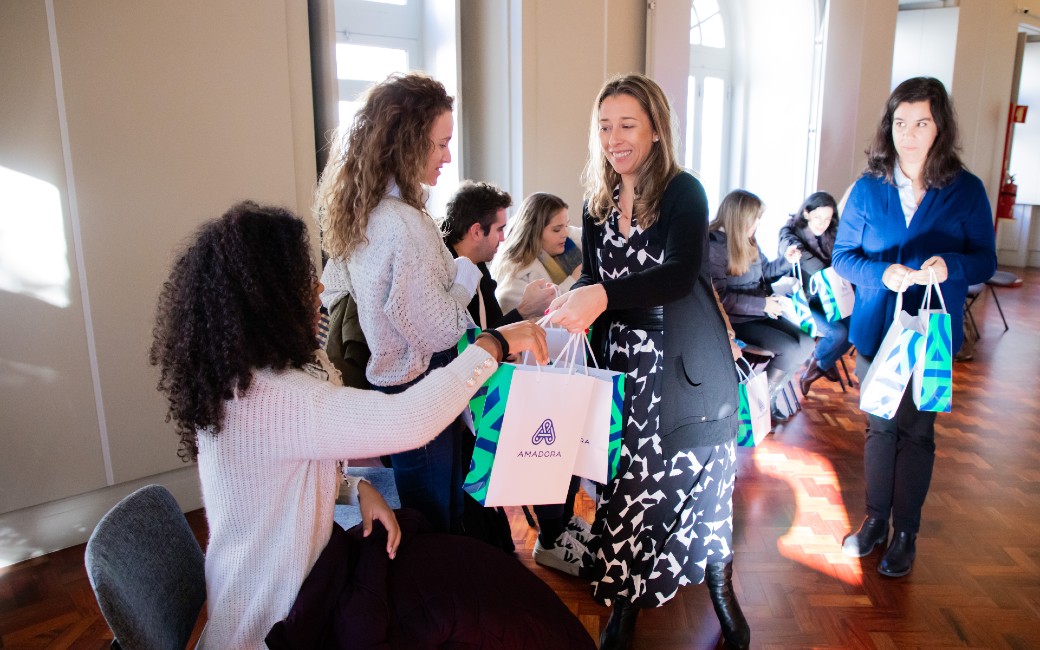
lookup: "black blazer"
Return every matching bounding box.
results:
[575,171,738,454]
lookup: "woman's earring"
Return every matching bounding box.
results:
[653,135,659,142]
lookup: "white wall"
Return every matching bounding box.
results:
[891,7,959,91]
[0,0,316,566]
[460,0,645,218]
[817,0,899,205]
[1009,41,1040,205]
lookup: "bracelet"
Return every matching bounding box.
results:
[484,329,510,361]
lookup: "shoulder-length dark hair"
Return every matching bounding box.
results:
[791,191,839,236]
[582,74,681,229]
[150,201,318,461]
[316,72,454,260]
[865,76,963,188]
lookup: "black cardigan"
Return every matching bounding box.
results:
[575,171,738,454]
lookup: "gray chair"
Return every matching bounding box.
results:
[85,484,206,650]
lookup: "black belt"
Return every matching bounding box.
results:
[608,307,664,332]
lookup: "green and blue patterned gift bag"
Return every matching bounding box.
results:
[913,273,952,413]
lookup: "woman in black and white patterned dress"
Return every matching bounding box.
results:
[549,74,749,650]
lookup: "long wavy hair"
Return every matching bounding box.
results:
[709,189,765,276]
[582,74,681,229]
[791,191,839,236]
[492,192,569,284]
[150,201,318,461]
[866,76,963,189]
[315,72,454,259]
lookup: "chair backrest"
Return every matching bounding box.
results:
[85,484,206,650]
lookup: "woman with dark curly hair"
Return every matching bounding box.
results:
[150,201,553,649]
[315,72,483,534]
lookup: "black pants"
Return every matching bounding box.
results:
[733,317,814,374]
[856,353,938,534]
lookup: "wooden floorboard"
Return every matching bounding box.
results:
[2,267,1038,649]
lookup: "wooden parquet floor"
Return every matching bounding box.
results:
[2,268,1039,649]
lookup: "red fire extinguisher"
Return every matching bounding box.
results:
[996,174,1017,220]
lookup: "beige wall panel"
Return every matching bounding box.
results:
[51,0,310,481]
[522,0,646,215]
[817,0,897,198]
[0,1,108,512]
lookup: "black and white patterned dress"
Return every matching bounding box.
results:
[587,195,738,609]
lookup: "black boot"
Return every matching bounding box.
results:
[705,561,750,650]
[841,516,888,558]
[599,600,639,650]
[877,530,916,577]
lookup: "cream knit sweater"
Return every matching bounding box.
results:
[321,189,475,387]
[197,345,497,649]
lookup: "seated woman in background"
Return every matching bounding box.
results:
[492,192,582,314]
[149,201,595,649]
[709,189,814,423]
[778,191,853,396]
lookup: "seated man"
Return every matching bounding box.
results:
[441,180,592,575]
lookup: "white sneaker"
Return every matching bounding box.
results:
[533,532,591,576]
[566,515,593,548]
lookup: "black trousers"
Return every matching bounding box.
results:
[856,353,938,534]
[733,317,814,375]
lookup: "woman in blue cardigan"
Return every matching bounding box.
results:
[832,77,996,578]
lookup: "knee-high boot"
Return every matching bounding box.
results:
[705,561,750,650]
[599,599,640,650]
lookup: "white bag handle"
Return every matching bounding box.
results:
[808,270,820,296]
[918,267,948,314]
[892,273,913,318]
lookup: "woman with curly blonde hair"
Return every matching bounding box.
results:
[316,72,484,534]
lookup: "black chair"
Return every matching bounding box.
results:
[965,270,1020,336]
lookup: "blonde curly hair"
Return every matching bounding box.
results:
[315,72,453,259]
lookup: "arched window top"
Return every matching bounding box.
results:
[690,0,725,48]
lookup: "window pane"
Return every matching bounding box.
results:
[695,0,720,15]
[701,14,726,48]
[364,0,407,5]
[338,99,361,128]
[701,77,725,213]
[685,76,697,170]
[336,43,408,82]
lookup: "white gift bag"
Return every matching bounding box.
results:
[809,266,855,322]
[570,335,625,484]
[772,263,818,336]
[735,358,770,447]
[859,284,926,419]
[464,326,597,506]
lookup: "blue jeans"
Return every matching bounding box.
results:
[376,349,465,534]
[809,307,852,370]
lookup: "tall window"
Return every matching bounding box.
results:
[686,0,731,215]
[334,0,422,127]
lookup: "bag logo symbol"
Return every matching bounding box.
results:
[532,419,556,445]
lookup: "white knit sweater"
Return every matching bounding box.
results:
[197,345,497,649]
[321,188,474,387]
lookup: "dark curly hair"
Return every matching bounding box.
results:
[866,76,963,189]
[441,180,513,247]
[150,201,318,461]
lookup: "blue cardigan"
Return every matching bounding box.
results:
[832,170,997,358]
